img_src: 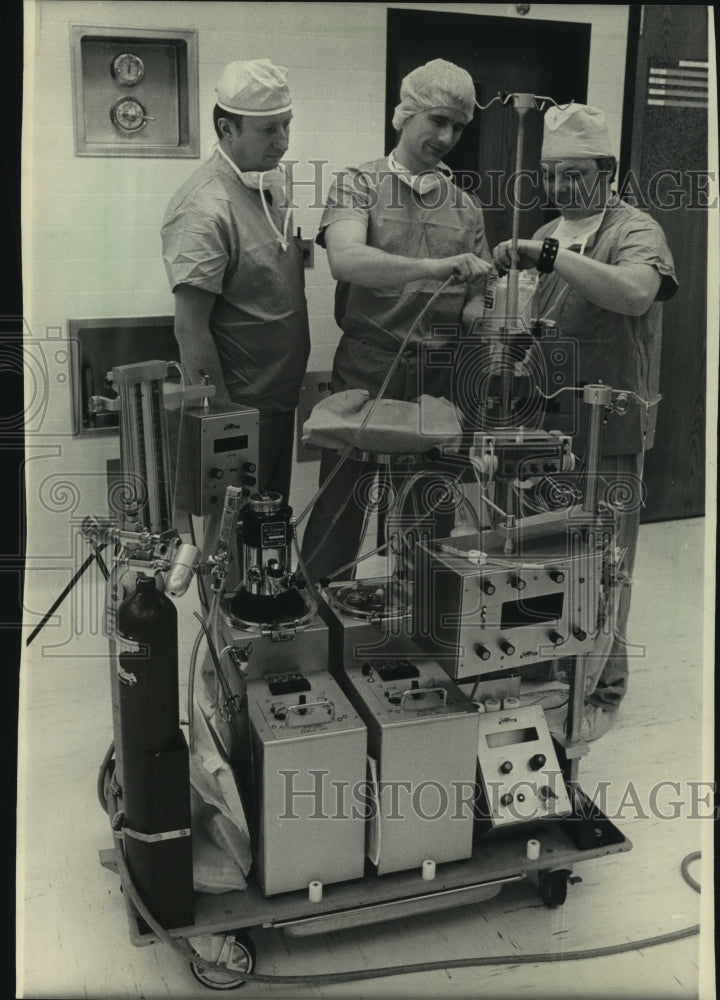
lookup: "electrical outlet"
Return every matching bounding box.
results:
[298,237,315,268]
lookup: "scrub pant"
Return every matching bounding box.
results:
[584,452,642,711]
[552,452,642,712]
[258,409,296,502]
[300,335,456,583]
[300,449,459,584]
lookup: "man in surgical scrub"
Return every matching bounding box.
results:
[492,104,678,740]
[300,59,493,583]
[162,59,309,502]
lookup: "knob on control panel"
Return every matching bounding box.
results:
[500,760,513,774]
[500,640,515,656]
[480,579,495,596]
[548,630,564,646]
[550,570,565,583]
[474,644,491,661]
[209,467,225,480]
[510,575,526,591]
[529,753,547,771]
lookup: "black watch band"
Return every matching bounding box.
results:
[536,236,560,274]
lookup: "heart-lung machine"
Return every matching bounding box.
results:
[87,94,642,989]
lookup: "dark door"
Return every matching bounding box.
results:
[620,5,708,521]
[385,8,591,250]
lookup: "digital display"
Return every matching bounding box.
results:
[500,592,564,630]
[486,726,539,748]
[214,434,248,454]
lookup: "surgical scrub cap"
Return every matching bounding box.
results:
[541,104,613,159]
[392,59,476,131]
[215,59,292,116]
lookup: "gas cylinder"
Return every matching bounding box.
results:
[116,574,194,928]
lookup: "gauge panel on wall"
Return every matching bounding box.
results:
[70,26,199,157]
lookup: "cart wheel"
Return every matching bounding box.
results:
[189,931,256,990]
[538,868,571,908]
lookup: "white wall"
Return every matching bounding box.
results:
[22,0,629,558]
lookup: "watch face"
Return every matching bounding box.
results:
[111,52,145,86]
[110,97,147,132]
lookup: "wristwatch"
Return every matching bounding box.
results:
[536,237,560,273]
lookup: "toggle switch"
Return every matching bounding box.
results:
[538,785,558,802]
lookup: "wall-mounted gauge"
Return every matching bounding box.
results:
[110,97,148,132]
[72,27,199,157]
[111,52,145,86]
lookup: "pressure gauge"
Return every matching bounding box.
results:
[110,97,148,132]
[111,52,145,87]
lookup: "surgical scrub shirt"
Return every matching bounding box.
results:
[318,158,490,395]
[534,195,678,455]
[162,151,310,413]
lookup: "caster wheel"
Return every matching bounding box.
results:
[189,930,256,990]
[539,868,571,908]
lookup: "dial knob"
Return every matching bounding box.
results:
[500,640,515,656]
[110,97,147,132]
[529,753,547,771]
[209,467,225,480]
[550,570,565,583]
[538,785,557,802]
[500,760,513,774]
[474,644,491,661]
[480,579,495,596]
[510,575,526,591]
[573,626,588,642]
[500,793,514,807]
[548,630,564,646]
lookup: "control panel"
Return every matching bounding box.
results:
[248,672,361,736]
[353,658,462,719]
[180,404,260,516]
[413,527,606,677]
[475,704,571,828]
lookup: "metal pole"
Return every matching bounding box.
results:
[500,94,535,423]
[581,384,613,515]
